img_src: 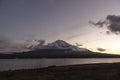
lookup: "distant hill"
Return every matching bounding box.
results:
[0,40,120,58]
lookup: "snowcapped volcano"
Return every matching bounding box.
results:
[48,40,72,48]
[33,40,88,51]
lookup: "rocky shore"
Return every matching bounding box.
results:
[0,63,120,80]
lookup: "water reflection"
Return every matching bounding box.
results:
[0,58,120,71]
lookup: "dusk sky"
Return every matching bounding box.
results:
[1,0,120,54]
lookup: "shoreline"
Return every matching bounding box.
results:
[0,63,120,80]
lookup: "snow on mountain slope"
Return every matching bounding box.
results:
[33,40,88,51]
[48,40,71,48]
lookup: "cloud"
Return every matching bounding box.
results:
[25,39,46,50]
[90,15,120,35]
[97,48,106,52]
[0,37,32,53]
[35,40,45,45]
[107,15,120,34]
[106,31,110,35]
[75,43,83,47]
[89,20,106,28]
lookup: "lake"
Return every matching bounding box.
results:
[0,58,120,71]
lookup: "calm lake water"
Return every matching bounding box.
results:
[0,58,120,71]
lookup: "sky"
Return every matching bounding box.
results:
[0,0,120,54]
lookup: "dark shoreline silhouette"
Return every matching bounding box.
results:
[0,49,120,59]
[1,63,120,80]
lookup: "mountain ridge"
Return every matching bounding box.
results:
[33,40,88,51]
[0,40,120,58]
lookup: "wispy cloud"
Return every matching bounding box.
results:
[0,37,34,52]
[89,20,106,28]
[97,48,106,52]
[89,15,120,35]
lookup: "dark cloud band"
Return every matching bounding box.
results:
[90,15,120,35]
